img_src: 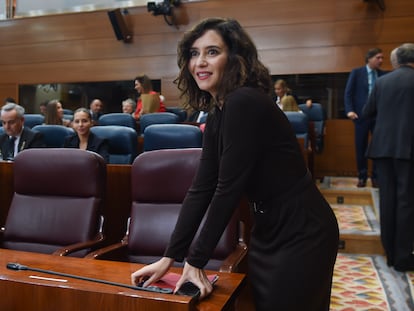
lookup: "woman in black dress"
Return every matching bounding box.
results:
[64,108,109,163]
[131,17,339,310]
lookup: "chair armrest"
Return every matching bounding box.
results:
[52,232,105,256]
[219,220,248,273]
[219,242,248,273]
[84,238,128,259]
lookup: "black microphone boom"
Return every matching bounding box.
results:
[6,262,173,294]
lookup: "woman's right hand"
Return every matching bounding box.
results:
[131,257,174,287]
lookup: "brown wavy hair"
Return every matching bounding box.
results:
[175,17,272,111]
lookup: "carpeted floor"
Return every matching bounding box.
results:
[323,177,414,311]
[331,254,414,311]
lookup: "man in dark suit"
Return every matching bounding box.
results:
[363,43,414,272]
[344,47,386,187]
[89,98,104,124]
[0,103,45,160]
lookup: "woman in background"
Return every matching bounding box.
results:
[131,17,338,311]
[133,74,166,119]
[64,108,109,163]
[44,99,71,127]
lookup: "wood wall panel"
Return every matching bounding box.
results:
[0,0,413,105]
[0,1,410,243]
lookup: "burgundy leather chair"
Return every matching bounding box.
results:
[0,148,106,257]
[86,148,247,272]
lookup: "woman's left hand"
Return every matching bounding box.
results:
[174,262,213,299]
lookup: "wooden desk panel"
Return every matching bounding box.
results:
[0,249,245,311]
[0,161,13,227]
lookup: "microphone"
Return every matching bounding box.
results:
[6,262,28,270]
[6,262,173,294]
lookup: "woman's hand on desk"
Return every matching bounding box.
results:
[175,262,213,299]
[131,257,174,287]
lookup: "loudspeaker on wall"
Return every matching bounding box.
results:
[108,9,132,43]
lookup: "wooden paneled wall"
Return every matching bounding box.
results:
[0,0,412,176]
[0,0,413,104]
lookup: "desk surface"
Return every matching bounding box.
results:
[0,249,245,311]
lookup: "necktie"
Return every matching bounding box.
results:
[369,70,377,94]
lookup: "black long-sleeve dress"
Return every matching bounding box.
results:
[165,86,339,310]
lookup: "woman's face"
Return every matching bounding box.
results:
[274,83,286,98]
[72,111,92,136]
[122,103,133,114]
[56,102,64,119]
[134,80,142,93]
[189,30,228,98]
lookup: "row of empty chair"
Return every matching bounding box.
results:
[0,148,247,272]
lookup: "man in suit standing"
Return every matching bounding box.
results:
[0,103,45,161]
[345,47,386,187]
[363,43,414,272]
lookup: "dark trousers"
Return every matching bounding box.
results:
[354,119,376,180]
[376,158,414,271]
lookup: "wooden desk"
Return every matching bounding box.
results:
[0,249,245,311]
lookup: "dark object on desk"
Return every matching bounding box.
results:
[176,282,201,298]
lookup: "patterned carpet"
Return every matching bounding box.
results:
[331,254,414,311]
[322,177,414,311]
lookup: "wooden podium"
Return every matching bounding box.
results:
[0,249,245,311]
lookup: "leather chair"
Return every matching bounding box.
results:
[63,109,74,115]
[285,112,310,147]
[139,112,179,135]
[285,111,314,176]
[31,125,75,148]
[299,103,326,153]
[90,125,138,164]
[86,148,247,272]
[0,148,106,257]
[98,113,137,129]
[23,114,44,129]
[165,107,188,122]
[143,124,203,152]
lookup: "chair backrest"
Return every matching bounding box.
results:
[128,148,240,271]
[63,109,74,115]
[23,114,44,129]
[139,112,179,135]
[284,111,309,147]
[165,107,188,122]
[298,103,325,152]
[143,124,203,152]
[98,113,137,129]
[0,127,4,135]
[32,125,75,148]
[1,148,106,256]
[90,125,138,164]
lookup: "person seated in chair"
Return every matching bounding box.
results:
[122,98,137,115]
[0,103,45,161]
[45,99,72,127]
[64,108,109,163]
